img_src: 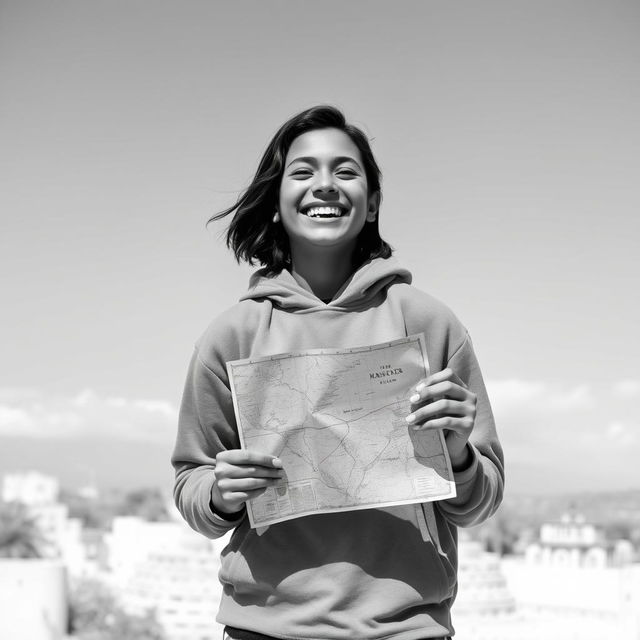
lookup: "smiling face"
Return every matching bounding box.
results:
[278,128,379,260]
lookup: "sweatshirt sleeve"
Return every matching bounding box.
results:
[171,348,245,539]
[436,333,505,527]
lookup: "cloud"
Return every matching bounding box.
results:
[0,388,178,443]
[486,378,640,493]
[486,379,594,413]
[0,406,34,430]
[133,399,177,418]
[611,379,640,398]
[0,388,41,403]
[2,379,638,494]
[604,421,638,445]
[485,379,545,405]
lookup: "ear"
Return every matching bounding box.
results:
[366,191,381,223]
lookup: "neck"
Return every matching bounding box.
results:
[290,243,356,301]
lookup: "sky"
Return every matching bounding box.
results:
[1,0,639,496]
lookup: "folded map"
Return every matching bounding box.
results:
[227,334,456,528]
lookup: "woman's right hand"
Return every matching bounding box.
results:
[211,449,285,516]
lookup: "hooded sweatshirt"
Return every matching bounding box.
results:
[172,257,504,640]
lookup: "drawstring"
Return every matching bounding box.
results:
[415,502,445,556]
[422,502,445,555]
[414,503,430,542]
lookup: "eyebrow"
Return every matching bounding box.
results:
[286,156,363,170]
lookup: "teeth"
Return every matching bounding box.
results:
[304,206,343,218]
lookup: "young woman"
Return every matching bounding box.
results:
[172,105,504,640]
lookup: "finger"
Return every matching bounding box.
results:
[218,477,282,493]
[224,487,270,505]
[422,368,456,388]
[409,380,471,405]
[413,368,468,393]
[410,415,475,433]
[233,487,278,502]
[222,465,285,480]
[406,398,470,425]
[217,449,283,468]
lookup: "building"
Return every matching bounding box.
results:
[454,533,515,617]
[525,511,634,569]
[1,471,88,574]
[2,471,59,505]
[0,559,68,640]
[496,512,640,640]
[449,516,640,640]
[105,514,227,640]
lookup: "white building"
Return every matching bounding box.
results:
[105,515,227,640]
[454,534,515,617]
[2,471,59,505]
[487,512,640,640]
[1,471,88,575]
[499,558,640,640]
[526,511,635,569]
[451,520,640,640]
[0,559,68,640]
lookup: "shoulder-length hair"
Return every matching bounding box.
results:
[209,105,392,275]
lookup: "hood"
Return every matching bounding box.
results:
[239,257,412,312]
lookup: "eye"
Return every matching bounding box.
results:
[290,168,313,179]
[336,167,359,179]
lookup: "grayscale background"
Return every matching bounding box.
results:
[2,0,638,493]
[1,3,639,639]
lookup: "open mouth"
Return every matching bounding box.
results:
[300,205,347,218]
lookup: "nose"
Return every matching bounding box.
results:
[312,169,338,198]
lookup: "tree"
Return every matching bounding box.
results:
[469,508,520,556]
[69,577,167,640]
[59,489,118,530]
[119,488,170,522]
[59,487,171,531]
[0,500,45,558]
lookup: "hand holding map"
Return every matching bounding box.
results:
[211,449,285,516]
[226,334,456,528]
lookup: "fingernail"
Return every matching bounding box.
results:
[406,414,416,424]
[410,394,420,403]
[272,458,283,468]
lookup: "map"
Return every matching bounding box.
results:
[226,334,456,528]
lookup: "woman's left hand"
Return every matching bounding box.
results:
[406,368,477,471]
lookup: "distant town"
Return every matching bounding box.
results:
[1,470,639,640]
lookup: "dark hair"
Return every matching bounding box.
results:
[209,105,392,274]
